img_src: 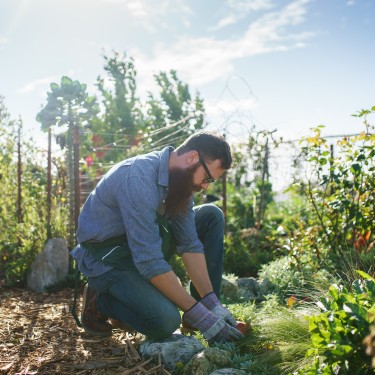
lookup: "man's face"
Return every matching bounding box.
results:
[165,159,225,217]
[192,158,225,192]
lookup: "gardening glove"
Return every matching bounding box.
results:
[183,302,244,343]
[201,292,237,327]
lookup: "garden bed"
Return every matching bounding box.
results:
[0,284,164,375]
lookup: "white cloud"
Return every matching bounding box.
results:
[211,15,238,30]
[0,36,9,46]
[212,0,274,30]
[18,76,61,94]
[132,0,314,90]
[227,0,274,12]
[100,0,192,31]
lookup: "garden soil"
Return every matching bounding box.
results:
[0,282,172,375]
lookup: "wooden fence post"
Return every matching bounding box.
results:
[73,125,81,237]
[47,127,52,238]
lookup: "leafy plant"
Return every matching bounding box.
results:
[293,107,375,258]
[300,271,375,374]
[0,97,69,285]
[258,255,335,301]
[236,298,318,375]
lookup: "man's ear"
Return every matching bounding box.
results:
[186,150,199,166]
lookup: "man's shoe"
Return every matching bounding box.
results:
[81,284,112,337]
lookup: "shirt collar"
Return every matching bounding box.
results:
[158,146,174,187]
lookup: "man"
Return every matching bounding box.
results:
[71,131,243,343]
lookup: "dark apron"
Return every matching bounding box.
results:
[81,214,175,268]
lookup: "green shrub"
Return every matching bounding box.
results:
[0,98,69,285]
[237,298,319,375]
[294,107,375,259]
[258,255,336,301]
[299,271,375,374]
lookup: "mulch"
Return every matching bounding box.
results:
[0,283,172,375]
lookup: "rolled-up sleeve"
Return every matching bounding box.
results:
[171,196,204,255]
[116,174,172,280]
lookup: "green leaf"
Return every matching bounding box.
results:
[356,270,375,282]
[350,163,361,173]
[311,333,327,348]
[330,344,353,356]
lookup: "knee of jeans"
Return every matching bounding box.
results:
[203,204,224,226]
[146,307,181,339]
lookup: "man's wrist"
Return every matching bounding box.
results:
[201,291,220,310]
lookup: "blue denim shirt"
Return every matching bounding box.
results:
[71,146,204,280]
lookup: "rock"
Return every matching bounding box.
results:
[221,277,240,300]
[258,277,271,296]
[27,238,69,292]
[236,277,260,300]
[210,368,247,375]
[183,348,232,375]
[139,333,205,372]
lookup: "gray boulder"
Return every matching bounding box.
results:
[221,277,239,300]
[183,348,232,375]
[237,277,261,300]
[27,238,69,292]
[139,333,204,372]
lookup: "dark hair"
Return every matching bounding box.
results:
[176,131,232,169]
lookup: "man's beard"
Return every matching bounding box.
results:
[165,164,201,218]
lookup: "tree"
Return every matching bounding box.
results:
[90,52,144,163]
[144,70,206,149]
[36,76,99,247]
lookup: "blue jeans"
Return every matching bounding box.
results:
[88,203,224,339]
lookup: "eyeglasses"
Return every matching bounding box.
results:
[198,152,215,184]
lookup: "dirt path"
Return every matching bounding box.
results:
[0,285,167,375]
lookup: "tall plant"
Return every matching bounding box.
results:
[36,76,99,247]
[0,97,67,284]
[291,107,375,264]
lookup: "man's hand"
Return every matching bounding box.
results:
[201,292,237,327]
[182,302,244,343]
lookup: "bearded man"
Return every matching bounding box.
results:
[70,131,243,343]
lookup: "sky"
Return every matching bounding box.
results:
[1,0,374,147]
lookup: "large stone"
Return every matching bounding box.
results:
[210,369,247,375]
[236,277,261,301]
[221,277,240,300]
[27,238,69,292]
[139,333,205,372]
[183,348,232,375]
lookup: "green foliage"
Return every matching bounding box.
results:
[294,107,375,257]
[83,53,206,169]
[224,234,254,277]
[228,301,257,324]
[36,76,99,133]
[299,271,375,374]
[0,97,69,285]
[258,255,335,301]
[236,298,318,375]
[145,70,205,149]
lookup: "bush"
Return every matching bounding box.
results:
[258,255,335,301]
[0,98,69,285]
[299,271,375,374]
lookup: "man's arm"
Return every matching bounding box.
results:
[150,253,214,310]
[181,252,214,298]
[150,271,196,311]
